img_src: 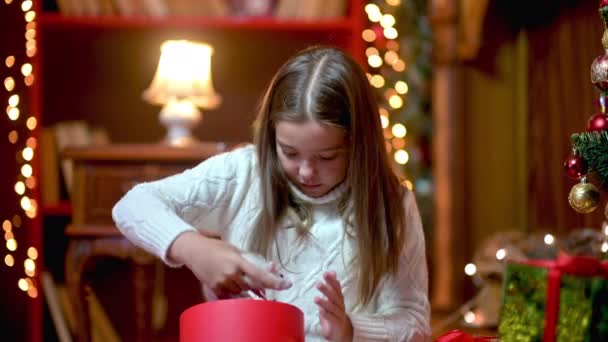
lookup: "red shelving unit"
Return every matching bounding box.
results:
[38,13,358,32]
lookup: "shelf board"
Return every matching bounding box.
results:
[38,14,356,32]
[41,201,72,216]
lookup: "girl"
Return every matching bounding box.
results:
[113,46,430,341]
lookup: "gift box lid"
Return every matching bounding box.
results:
[180,298,304,342]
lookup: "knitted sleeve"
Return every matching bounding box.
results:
[112,145,256,266]
[349,191,431,342]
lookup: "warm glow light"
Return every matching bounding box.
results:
[12,215,22,228]
[24,74,34,86]
[24,11,36,22]
[143,40,220,108]
[5,56,15,67]
[25,207,37,219]
[27,286,38,298]
[393,59,406,72]
[391,123,407,138]
[368,55,383,68]
[394,149,409,164]
[386,0,401,5]
[26,117,37,130]
[601,242,608,253]
[365,4,382,22]
[22,147,33,161]
[25,176,36,189]
[27,247,38,260]
[365,47,379,57]
[544,234,555,245]
[370,75,385,88]
[464,311,476,324]
[7,107,19,120]
[26,137,36,148]
[8,130,18,144]
[4,77,15,91]
[2,220,11,232]
[21,164,32,177]
[496,248,506,260]
[5,231,13,240]
[24,259,35,275]
[384,50,399,65]
[21,0,32,11]
[20,196,31,211]
[7,239,17,252]
[395,81,409,94]
[380,14,395,28]
[362,29,377,42]
[5,255,14,267]
[380,115,389,129]
[464,263,477,276]
[21,63,32,76]
[14,181,25,195]
[392,137,405,149]
[25,28,35,41]
[389,94,403,108]
[403,179,413,190]
[386,41,399,51]
[18,278,28,291]
[384,27,398,39]
[603,222,608,235]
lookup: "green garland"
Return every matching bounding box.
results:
[571,131,608,190]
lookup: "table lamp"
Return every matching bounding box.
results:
[143,40,221,146]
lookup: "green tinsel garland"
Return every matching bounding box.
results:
[571,131,608,191]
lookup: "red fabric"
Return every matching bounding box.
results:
[513,255,608,342]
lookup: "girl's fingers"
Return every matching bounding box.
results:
[316,282,343,309]
[314,293,344,318]
[240,258,291,290]
[323,271,343,295]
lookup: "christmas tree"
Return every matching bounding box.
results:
[565,0,608,222]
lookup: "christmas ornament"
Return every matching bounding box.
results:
[587,113,608,131]
[568,179,600,213]
[591,53,608,91]
[563,151,587,180]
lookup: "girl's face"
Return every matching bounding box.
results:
[275,120,348,198]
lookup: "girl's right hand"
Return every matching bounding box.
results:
[169,231,291,297]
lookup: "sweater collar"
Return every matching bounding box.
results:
[288,181,348,205]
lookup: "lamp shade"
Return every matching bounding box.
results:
[143,40,221,109]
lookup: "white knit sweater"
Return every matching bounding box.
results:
[112,145,430,341]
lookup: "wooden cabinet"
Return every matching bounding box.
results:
[62,143,223,342]
[33,1,366,340]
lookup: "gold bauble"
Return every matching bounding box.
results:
[568,182,600,213]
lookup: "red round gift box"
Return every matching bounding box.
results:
[180,298,305,341]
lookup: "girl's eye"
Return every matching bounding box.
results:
[283,151,297,158]
[319,155,337,161]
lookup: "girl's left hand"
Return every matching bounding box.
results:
[314,271,353,342]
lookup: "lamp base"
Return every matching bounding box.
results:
[159,100,202,147]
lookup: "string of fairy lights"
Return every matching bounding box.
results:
[2,0,39,299]
[362,0,414,190]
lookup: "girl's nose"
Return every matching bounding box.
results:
[299,161,315,180]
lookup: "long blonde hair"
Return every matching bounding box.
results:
[250,46,407,305]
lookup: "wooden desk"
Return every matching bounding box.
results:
[62,143,224,342]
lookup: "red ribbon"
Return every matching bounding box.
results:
[434,330,496,342]
[514,255,608,341]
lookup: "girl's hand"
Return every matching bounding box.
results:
[169,231,291,298]
[314,271,353,342]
